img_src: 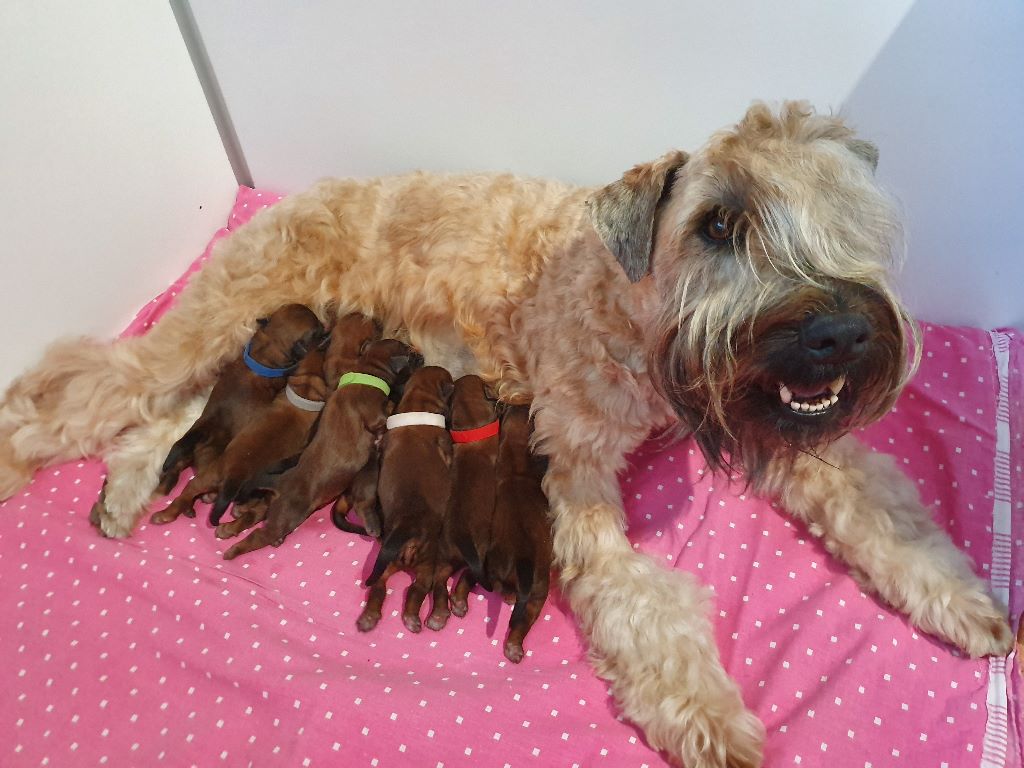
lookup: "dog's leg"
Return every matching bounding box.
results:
[0,190,354,501]
[402,564,433,633]
[537,413,764,768]
[450,570,475,617]
[767,434,1013,658]
[425,563,453,631]
[89,395,205,538]
[357,562,399,632]
[504,572,548,664]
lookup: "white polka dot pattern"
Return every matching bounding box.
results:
[0,188,1019,767]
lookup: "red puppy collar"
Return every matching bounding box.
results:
[450,420,500,444]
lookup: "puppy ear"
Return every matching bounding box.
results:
[441,378,456,405]
[387,354,412,376]
[846,139,879,172]
[587,150,688,282]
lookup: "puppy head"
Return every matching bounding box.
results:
[590,102,915,481]
[396,366,455,415]
[251,304,324,368]
[324,312,383,381]
[285,347,329,403]
[451,374,499,430]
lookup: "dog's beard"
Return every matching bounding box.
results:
[648,282,911,484]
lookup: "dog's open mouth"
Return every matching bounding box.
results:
[778,375,845,415]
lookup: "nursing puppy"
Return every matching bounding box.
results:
[222,337,417,559]
[445,375,501,619]
[211,311,381,536]
[208,345,329,539]
[484,404,552,663]
[357,366,454,634]
[148,304,323,524]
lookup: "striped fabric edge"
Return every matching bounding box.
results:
[980,330,1015,768]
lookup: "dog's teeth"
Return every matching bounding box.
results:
[779,384,793,405]
[829,394,839,405]
[828,375,846,395]
[790,401,801,411]
[799,402,810,412]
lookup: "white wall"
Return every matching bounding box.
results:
[189,0,913,189]
[0,2,237,389]
[843,0,1024,330]
[187,0,1022,330]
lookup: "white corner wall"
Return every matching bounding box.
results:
[189,0,913,189]
[842,0,1024,330]
[0,2,237,390]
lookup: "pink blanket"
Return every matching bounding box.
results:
[2,187,1020,767]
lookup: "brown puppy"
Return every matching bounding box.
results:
[210,312,381,534]
[148,304,323,524]
[206,346,328,538]
[358,366,454,634]
[483,404,552,663]
[445,375,501,619]
[222,337,418,560]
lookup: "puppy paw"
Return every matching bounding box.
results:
[357,611,381,633]
[425,612,449,632]
[450,599,468,618]
[149,508,180,525]
[403,614,423,633]
[921,588,1014,658]
[503,642,524,664]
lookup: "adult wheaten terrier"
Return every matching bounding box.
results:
[0,102,1012,767]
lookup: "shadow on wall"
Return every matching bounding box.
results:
[842,0,1024,330]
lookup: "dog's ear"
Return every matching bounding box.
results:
[440,378,456,406]
[587,150,688,282]
[846,139,879,172]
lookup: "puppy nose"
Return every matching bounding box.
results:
[799,313,871,362]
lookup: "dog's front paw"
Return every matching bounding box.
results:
[638,683,764,768]
[918,587,1014,658]
[88,482,134,538]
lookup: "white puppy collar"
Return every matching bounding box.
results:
[285,385,326,412]
[386,411,447,430]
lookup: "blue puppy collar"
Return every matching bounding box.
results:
[243,341,297,378]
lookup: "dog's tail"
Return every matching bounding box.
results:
[509,557,535,626]
[0,187,346,501]
[156,427,204,495]
[331,498,369,536]
[454,531,487,586]
[208,471,248,526]
[366,526,416,586]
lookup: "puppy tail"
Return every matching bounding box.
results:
[454,532,486,585]
[510,557,534,626]
[366,527,415,587]
[157,427,203,494]
[208,479,241,526]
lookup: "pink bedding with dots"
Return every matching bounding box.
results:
[1,187,1021,768]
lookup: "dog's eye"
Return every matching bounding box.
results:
[704,208,734,241]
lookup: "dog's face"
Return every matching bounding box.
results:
[398,366,455,415]
[254,304,325,366]
[590,102,917,480]
[451,375,498,429]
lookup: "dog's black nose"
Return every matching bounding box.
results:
[800,313,871,362]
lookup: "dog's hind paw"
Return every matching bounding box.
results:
[356,610,381,633]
